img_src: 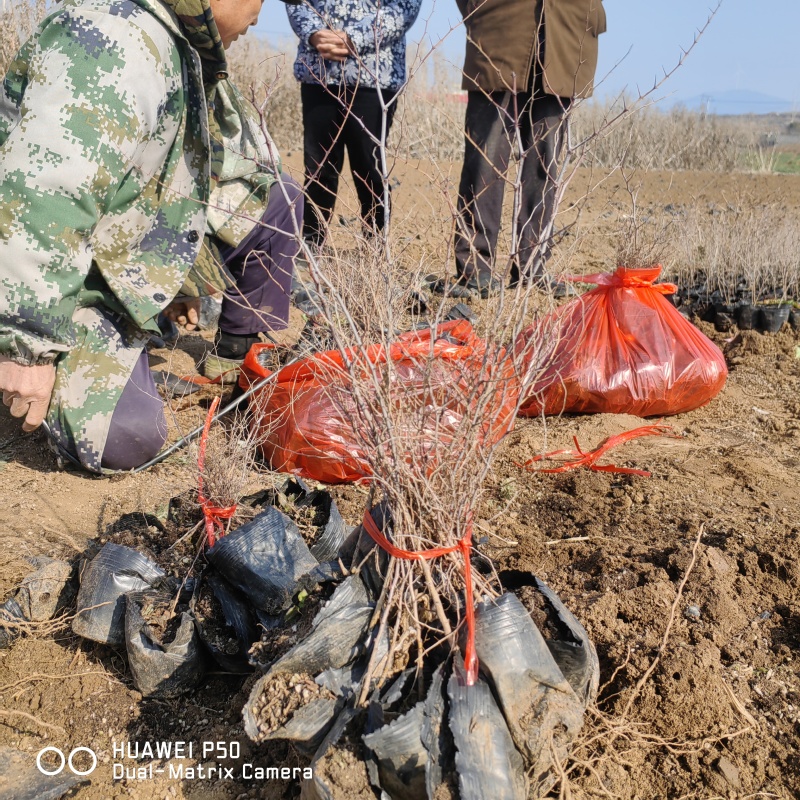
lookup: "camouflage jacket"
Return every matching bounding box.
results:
[0,0,278,367]
[0,0,281,472]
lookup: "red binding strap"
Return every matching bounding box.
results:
[197,397,237,547]
[517,423,676,476]
[361,510,479,685]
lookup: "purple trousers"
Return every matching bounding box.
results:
[217,177,302,335]
[99,177,302,471]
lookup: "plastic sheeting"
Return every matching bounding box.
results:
[242,320,519,484]
[517,267,728,417]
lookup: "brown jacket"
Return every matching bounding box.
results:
[456,0,606,98]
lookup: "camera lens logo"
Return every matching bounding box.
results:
[36,747,97,776]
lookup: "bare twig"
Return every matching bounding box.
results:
[0,708,66,736]
[622,524,705,717]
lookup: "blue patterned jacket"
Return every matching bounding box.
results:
[286,0,421,90]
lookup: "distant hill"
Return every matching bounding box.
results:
[673,90,795,116]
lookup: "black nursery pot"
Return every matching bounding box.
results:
[699,302,717,323]
[206,505,319,613]
[714,300,735,315]
[193,573,257,673]
[789,307,800,331]
[713,311,734,333]
[759,303,791,334]
[72,543,166,647]
[736,303,758,331]
[124,591,205,698]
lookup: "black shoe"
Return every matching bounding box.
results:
[428,276,476,299]
[204,331,262,382]
[428,274,504,300]
[511,272,569,299]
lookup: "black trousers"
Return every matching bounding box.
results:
[301,82,397,246]
[454,88,569,284]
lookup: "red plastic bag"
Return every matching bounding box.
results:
[241,320,519,484]
[516,266,728,417]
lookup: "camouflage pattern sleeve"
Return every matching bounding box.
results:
[0,3,181,365]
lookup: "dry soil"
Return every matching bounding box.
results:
[0,162,799,799]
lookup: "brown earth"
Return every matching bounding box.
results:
[1,162,799,800]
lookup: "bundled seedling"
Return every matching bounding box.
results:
[612,177,673,272]
[234,76,602,791]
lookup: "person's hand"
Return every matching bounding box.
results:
[0,355,57,432]
[309,29,353,62]
[163,297,202,331]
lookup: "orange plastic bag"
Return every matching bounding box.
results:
[241,320,519,484]
[517,267,728,417]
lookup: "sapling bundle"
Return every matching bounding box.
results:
[238,227,599,796]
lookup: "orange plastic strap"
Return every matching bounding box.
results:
[561,266,677,294]
[362,511,479,685]
[517,424,676,477]
[197,397,237,547]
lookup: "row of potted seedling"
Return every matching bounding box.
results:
[669,288,800,334]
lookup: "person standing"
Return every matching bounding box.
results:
[435,0,606,298]
[286,0,421,249]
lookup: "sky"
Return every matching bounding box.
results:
[254,0,800,110]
